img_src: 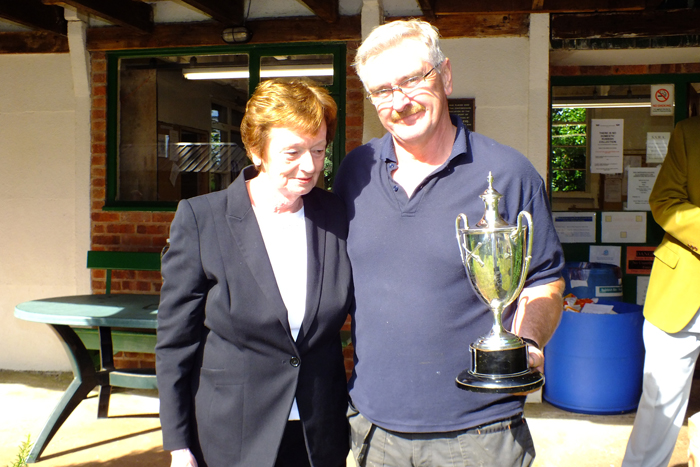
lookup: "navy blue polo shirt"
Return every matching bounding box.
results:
[334,115,564,433]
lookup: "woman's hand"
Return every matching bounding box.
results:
[171,448,198,467]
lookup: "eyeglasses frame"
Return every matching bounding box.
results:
[365,61,444,105]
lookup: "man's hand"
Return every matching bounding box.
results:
[526,343,544,374]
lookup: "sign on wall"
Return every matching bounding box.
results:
[590,119,624,174]
[650,84,674,116]
[448,99,475,132]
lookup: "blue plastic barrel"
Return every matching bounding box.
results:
[562,262,623,299]
[544,299,644,414]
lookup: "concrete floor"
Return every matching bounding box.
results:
[1,370,698,467]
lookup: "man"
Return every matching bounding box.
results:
[622,116,700,467]
[333,19,565,467]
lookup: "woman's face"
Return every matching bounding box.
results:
[257,121,328,199]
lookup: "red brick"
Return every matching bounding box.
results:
[92,73,107,84]
[152,212,175,223]
[92,96,107,109]
[92,211,120,222]
[107,224,136,234]
[122,212,153,223]
[92,84,107,97]
[136,224,167,235]
[93,235,120,245]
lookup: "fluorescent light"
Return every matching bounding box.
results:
[182,64,334,80]
[552,101,651,109]
[182,67,248,80]
[261,64,333,78]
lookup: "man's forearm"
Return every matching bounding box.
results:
[512,277,565,348]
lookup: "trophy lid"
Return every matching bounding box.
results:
[475,172,511,229]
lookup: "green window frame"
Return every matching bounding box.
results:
[104,42,347,211]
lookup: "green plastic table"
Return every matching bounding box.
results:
[14,294,159,463]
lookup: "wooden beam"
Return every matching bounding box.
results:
[389,13,530,37]
[43,0,153,34]
[416,0,436,20]
[297,0,339,23]
[0,0,67,35]
[433,0,645,14]
[178,0,244,24]
[552,9,700,39]
[0,31,68,53]
[532,0,545,10]
[86,16,362,51]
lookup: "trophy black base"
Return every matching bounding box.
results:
[455,343,544,394]
[456,368,544,394]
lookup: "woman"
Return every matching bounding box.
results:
[156,79,352,467]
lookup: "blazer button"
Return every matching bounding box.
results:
[290,357,300,367]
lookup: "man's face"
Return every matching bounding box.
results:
[361,39,452,147]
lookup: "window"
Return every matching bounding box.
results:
[549,78,699,210]
[551,108,587,193]
[105,44,346,210]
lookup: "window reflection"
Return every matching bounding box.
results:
[118,54,249,202]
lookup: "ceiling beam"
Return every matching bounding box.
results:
[179,0,244,24]
[389,13,530,37]
[86,16,362,51]
[552,9,700,39]
[297,0,339,23]
[0,0,67,35]
[0,31,69,53]
[416,0,436,19]
[433,0,646,15]
[42,0,153,34]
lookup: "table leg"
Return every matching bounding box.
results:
[98,326,115,418]
[26,324,104,463]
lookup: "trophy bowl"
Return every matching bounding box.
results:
[455,173,544,393]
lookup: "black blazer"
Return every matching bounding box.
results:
[156,167,352,467]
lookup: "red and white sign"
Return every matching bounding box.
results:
[651,84,674,116]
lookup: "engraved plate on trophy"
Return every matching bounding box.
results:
[455,173,544,393]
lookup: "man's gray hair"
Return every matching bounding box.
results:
[353,19,446,87]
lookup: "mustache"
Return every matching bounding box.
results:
[390,102,426,123]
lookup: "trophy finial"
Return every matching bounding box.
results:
[478,174,508,229]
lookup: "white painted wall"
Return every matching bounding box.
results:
[0,54,82,371]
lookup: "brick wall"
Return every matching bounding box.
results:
[90,45,363,377]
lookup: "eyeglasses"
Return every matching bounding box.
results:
[366,62,442,105]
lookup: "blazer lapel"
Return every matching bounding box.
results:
[296,190,326,344]
[221,167,292,338]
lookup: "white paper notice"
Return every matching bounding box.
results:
[590,245,622,266]
[646,132,671,163]
[637,276,651,306]
[601,212,647,243]
[552,212,597,243]
[627,167,660,211]
[591,119,624,174]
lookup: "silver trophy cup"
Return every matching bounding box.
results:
[455,173,544,393]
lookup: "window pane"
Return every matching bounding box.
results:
[117,53,249,202]
[551,147,587,170]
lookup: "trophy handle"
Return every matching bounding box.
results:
[455,213,470,265]
[510,211,533,302]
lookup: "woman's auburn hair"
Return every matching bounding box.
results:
[240,78,338,164]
